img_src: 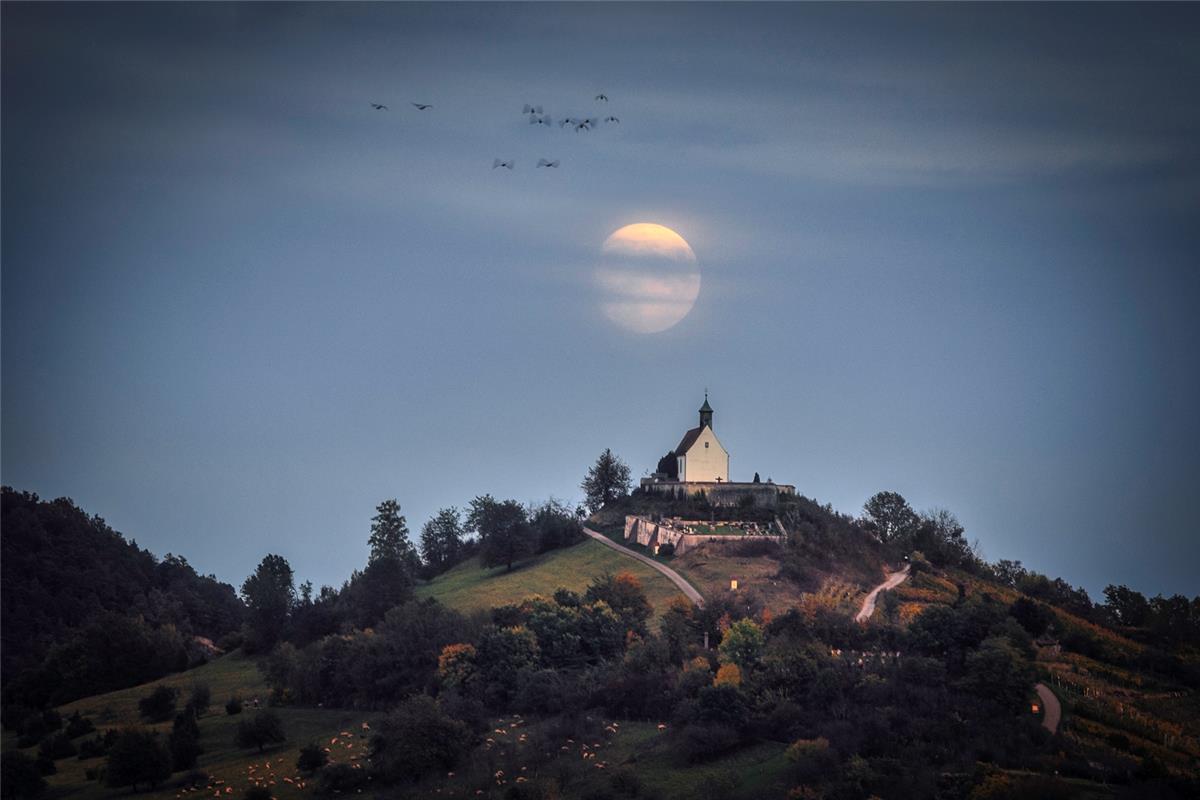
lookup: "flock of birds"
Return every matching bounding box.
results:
[370,92,620,170]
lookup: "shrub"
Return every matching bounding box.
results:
[169,711,202,770]
[369,695,471,784]
[225,697,243,715]
[104,728,172,791]
[64,711,95,739]
[84,766,103,781]
[77,734,110,760]
[657,542,675,558]
[234,711,285,752]
[138,685,180,723]
[1,751,46,799]
[296,742,328,774]
[315,762,369,795]
[678,723,741,763]
[188,685,212,717]
[34,755,55,776]
[38,732,77,760]
[244,786,272,800]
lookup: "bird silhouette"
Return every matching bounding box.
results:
[411,103,432,111]
[595,93,609,102]
[370,103,388,110]
[604,116,619,124]
[493,159,514,170]
[530,114,553,127]
[522,104,544,115]
[536,159,560,168]
[574,117,598,132]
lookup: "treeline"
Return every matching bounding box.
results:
[0,488,244,708]
[237,496,585,653]
[251,567,1200,798]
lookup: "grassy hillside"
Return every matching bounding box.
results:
[7,652,382,800]
[415,539,686,619]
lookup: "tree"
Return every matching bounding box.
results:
[472,497,533,572]
[1103,584,1151,627]
[137,685,179,723]
[1,751,45,799]
[656,451,678,479]
[585,572,652,637]
[369,499,421,572]
[581,449,632,513]
[420,507,464,574]
[234,711,286,753]
[862,491,918,544]
[187,684,211,717]
[753,472,761,484]
[168,711,201,771]
[718,619,765,671]
[104,729,172,791]
[368,696,471,784]
[296,742,328,774]
[240,555,295,652]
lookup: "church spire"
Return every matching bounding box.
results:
[699,391,713,430]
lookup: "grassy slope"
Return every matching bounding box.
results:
[13,653,383,800]
[415,539,685,620]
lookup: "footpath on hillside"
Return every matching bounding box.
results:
[583,527,706,608]
[855,564,911,623]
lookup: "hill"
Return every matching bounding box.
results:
[416,538,686,620]
[1,488,244,707]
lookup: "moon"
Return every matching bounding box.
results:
[594,223,701,334]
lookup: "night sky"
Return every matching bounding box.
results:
[3,3,1198,599]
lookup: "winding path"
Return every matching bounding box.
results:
[855,564,911,623]
[1034,682,1062,734]
[583,527,706,608]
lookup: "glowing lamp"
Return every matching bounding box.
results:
[730,579,738,591]
[1031,703,1040,714]
[653,545,660,555]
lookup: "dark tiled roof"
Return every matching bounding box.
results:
[675,426,703,455]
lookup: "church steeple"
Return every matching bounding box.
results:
[699,392,713,430]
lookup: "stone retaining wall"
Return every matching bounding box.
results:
[623,515,784,556]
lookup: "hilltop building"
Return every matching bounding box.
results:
[673,395,729,482]
[641,394,795,507]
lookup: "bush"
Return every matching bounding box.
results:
[85,766,103,781]
[1,751,46,799]
[369,695,472,784]
[234,711,286,752]
[38,732,77,760]
[315,762,369,795]
[296,742,328,774]
[34,756,55,776]
[104,728,172,791]
[77,734,110,760]
[657,542,675,558]
[170,712,202,771]
[138,685,180,723]
[244,786,272,800]
[64,711,95,739]
[188,685,212,717]
[677,723,741,763]
[225,697,243,715]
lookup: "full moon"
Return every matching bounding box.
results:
[594,223,701,334]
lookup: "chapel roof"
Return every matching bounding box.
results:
[674,426,704,455]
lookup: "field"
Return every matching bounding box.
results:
[416,539,686,620]
[12,653,383,800]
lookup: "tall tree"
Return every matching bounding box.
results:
[862,491,918,544]
[240,554,295,652]
[471,496,532,572]
[581,449,632,514]
[420,507,464,574]
[369,500,421,573]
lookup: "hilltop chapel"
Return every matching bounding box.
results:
[642,394,795,506]
[672,394,729,483]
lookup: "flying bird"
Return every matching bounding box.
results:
[492,159,514,169]
[530,114,553,126]
[369,103,388,110]
[411,103,432,110]
[536,159,560,168]
[522,104,544,115]
[574,117,598,132]
[604,116,619,124]
[595,93,609,102]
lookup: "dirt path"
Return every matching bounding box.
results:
[1035,682,1062,734]
[583,527,706,608]
[855,564,911,622]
